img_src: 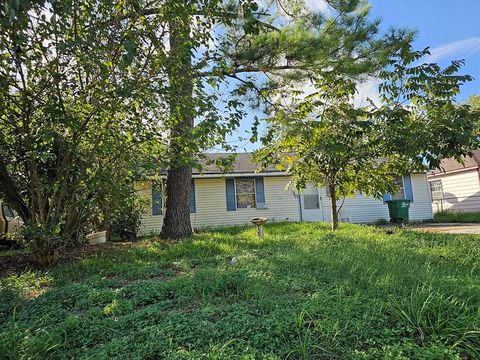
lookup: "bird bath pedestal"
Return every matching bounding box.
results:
[251,217,268,238]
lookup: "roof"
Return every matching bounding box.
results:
[193,153,282,175]
[431,150,480,175]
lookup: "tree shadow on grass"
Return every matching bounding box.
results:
[1,223,479,359]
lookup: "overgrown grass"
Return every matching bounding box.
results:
[431,210,480,223]
[1,222,479,359]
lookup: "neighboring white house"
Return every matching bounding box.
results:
[137,153,433,234]
[428,150,480,213]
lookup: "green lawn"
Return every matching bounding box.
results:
[431,211,480,224]
[1,223,479,359]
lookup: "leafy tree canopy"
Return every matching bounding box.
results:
[0,0,166,263]
[255,41,479,229]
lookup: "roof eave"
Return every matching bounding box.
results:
[192,171,286,178]
[428,165,480,177]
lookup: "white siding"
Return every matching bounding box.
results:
[138,173,434,235]
[410,173,435,220]
[138,176,300,235]
[135,181,160,235]
[429,169,480,213]
[317,174,433,223]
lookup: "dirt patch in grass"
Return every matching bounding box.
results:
[0,242,134,277]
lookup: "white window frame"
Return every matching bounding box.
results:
[430,180,443,192]
[234,178,257,209]
[392,176,406,200]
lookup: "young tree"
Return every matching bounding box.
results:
[255,44,478,230]
[255,76,407,230]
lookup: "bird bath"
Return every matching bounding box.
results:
[251,217,268,238]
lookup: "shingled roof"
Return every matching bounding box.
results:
[193,153,283,175]
[431,150,480,174]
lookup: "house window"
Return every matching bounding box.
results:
[152,180,196,215]
[392,176,405,200]
[304,195,320,209]
[430,179,444,201]
[430,180,443,192]
[2,204,14,219]
[152,182,163,216]
[235,178,256,208]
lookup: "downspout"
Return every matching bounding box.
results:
[424,173,434,219]
[297,187,303,222]
[320,195,325,222]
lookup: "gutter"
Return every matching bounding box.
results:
[191,172,286,179]
[428,166,479,178]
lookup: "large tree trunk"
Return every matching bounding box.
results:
[329,183,339,230]
[160,166,192,238]
[160,9,194,239]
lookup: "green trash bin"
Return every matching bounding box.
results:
[386,199,411,223]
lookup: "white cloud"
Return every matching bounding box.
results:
[354,78,381,107]
[424,37,480,63]
[288,77,381,109]
[304,0,332,16]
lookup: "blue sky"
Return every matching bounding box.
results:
[228,0,480,152]
[370,0,480,100]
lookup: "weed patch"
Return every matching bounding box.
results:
[1,222,479,359]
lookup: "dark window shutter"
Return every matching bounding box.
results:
[152,183,162,216]
[404,174,414,202]
[190,179,196,213]
[226,178,236,211]
[255,177,265,205]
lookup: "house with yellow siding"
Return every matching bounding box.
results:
[137,153,433,235]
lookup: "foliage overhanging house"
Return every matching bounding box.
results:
[428,150,480,213]
[137,153,433,234]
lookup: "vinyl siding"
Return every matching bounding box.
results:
[138,176,300,235]
[135,181,160,235]
[409,173,435,220]
[137,173,433,235]
[429,168,480,213]
[318,174,433,223]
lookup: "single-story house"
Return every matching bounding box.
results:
[428,150,480,213]
[137,153,433,234]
